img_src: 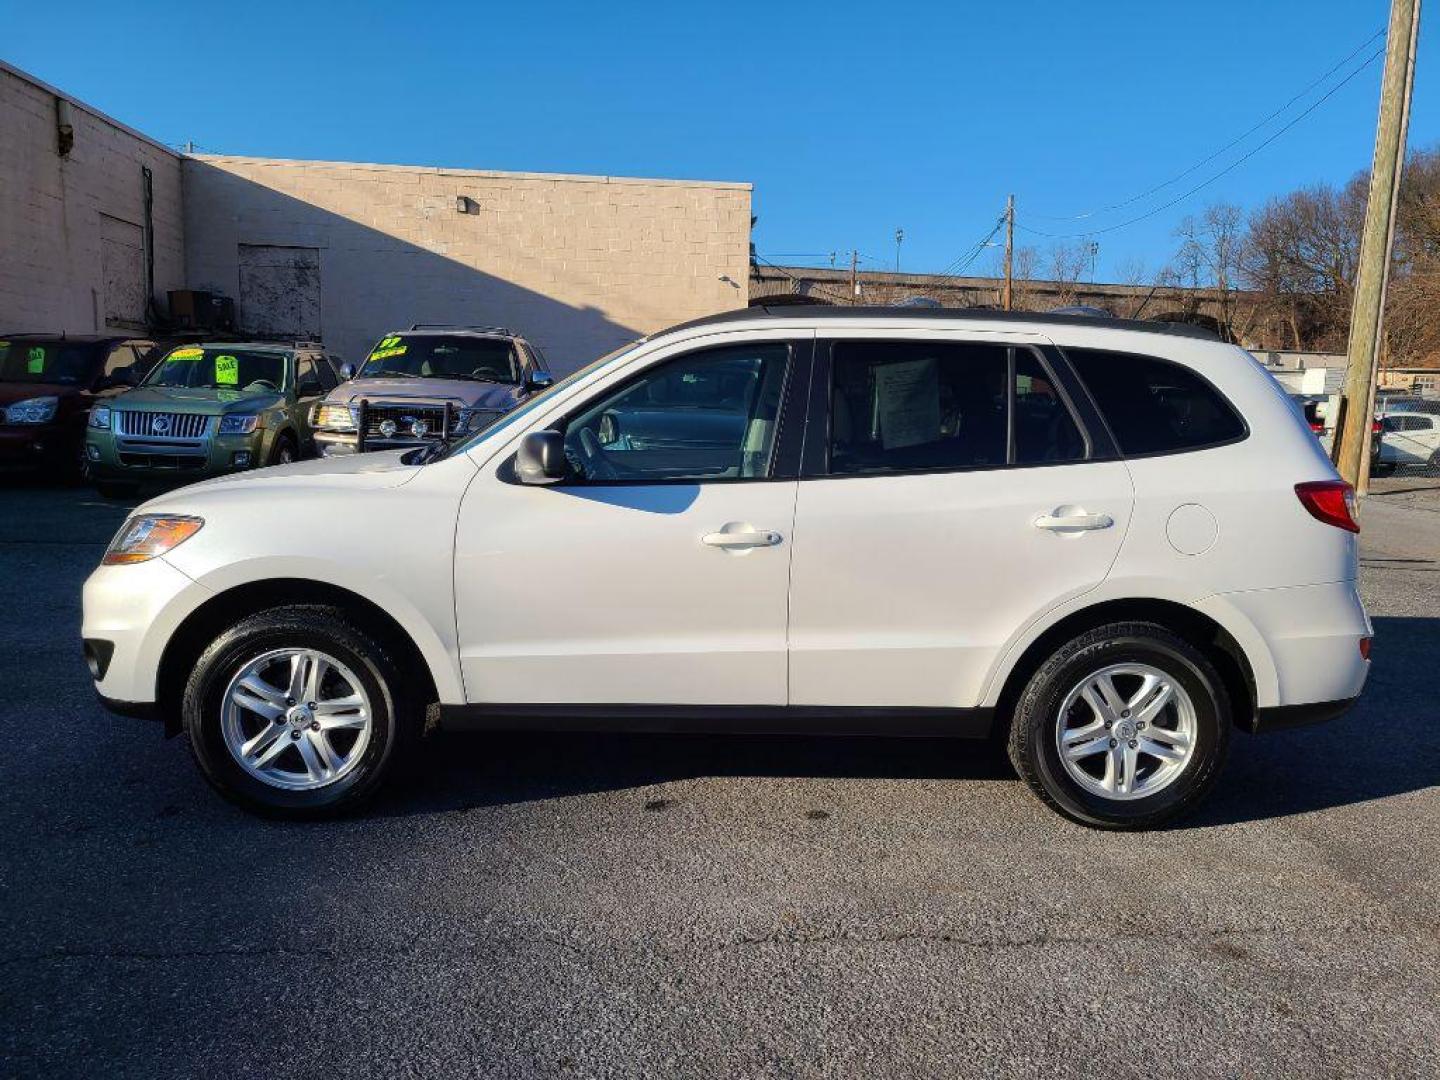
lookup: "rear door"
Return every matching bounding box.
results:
[786,330,1133,709]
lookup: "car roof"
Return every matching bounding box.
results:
[174,341,300,353]
[660,305,1222,341]
[392,325,525,342]
[0,332,134,344]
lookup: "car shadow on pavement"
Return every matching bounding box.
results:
[378,616,1438,824]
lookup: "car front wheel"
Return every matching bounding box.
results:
[183,604,419,817]
[1007,621,1231,830]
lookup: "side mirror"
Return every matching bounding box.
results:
[526,371,554,392]
[515,430,569,485]
[339,363,355,381]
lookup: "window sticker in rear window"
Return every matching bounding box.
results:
[214,354,239,385]
[27,346,46,374]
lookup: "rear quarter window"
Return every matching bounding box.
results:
[1065,348,1246,456]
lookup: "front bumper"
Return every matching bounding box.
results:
[81,555,211,705]
[0,423,75,468]
[85,426,265,480]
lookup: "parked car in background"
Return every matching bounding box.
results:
[1379,411,1440,470]
[0,334,170,479]
[84,341,342,498]
[1288,393,1384,473]
[83,307,1371,829]
[311,325,552,456]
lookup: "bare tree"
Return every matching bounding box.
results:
[1048,244,1088,306]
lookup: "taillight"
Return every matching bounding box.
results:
[1309,422,1326,435]
[1295,480,1360,533]
[1359,637,1372,660]
[1371,419,1383,434]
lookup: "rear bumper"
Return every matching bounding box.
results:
[1250,696,1359,734]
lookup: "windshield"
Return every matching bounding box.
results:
[145,346,289,391]
[360,334,520,384]
[421,339,645,463]
[0,339,102,384]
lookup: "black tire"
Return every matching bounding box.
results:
[95,480,138,500]
[268,432,297,466]
[183,604,422,818]
[1007,621,1231,830]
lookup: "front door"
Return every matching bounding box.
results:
[454,337,803,706]
[787,333,1133,709]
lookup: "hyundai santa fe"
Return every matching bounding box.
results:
[82,308,1372,828]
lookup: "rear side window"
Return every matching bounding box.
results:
[827,341,1085,475]
[1066,348,1245,456]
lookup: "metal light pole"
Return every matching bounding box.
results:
[895,228,904,273]
[1335,0,1422,495]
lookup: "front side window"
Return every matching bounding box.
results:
[360,334,519,384]
[561,343,789,483]
[145,346,290,391]
[1066,348,1246,456]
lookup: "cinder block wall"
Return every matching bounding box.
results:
[0,63,185,333]
[184,156,752,372]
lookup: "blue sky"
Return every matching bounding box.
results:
[5,0,1435,282]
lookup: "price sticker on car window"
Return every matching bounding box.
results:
[215,354,239,385]
[27,346,46,373]
[369,335,407,362]
[170,346,204,361]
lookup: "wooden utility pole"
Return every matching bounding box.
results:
[1335,0,1422,494]
[1003,195,1015,311]
[850,249,859,305]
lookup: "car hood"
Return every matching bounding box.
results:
[0,380,83,405]
[138,450,423,514]
[113,385,285,414]
[325,378,524,410]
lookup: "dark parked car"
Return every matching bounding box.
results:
[0,334,169,478]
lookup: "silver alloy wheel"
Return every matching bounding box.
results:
[221,648,372,791]
[1054,662,1198,802]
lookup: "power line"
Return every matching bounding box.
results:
[1015,47,1385,241]
[1027,27,1385,223]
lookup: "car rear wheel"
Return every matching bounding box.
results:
[183,604,420,818]
[1007,621,1231,830]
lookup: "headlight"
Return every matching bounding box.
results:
[217,414,260,435]
[4,396,59,424]
[89,405,113,430]
[314,403,357,431]
[102,515,204,566]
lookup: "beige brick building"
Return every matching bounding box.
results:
[184,156,752,370]
[2,62,752,372]
[1,61,186,335]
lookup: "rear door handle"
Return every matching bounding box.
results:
[702,529,783,549]
[1034,512,1114,531]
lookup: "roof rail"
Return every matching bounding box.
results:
[406,323,519,336]
[663,305,1221,341]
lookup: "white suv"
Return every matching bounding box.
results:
[82,308,1372,828]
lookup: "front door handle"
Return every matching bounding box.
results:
[702,528,783,549]
[1034,512,1114,531]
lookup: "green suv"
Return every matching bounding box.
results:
[85,342,342,498]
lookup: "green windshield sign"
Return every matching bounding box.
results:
[215,354,239,385]
[27,346,45,374]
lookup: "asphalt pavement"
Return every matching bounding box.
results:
[1,475,1437,1079]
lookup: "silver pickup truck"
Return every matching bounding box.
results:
[311,325,553,455]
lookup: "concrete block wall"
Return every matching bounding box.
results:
[0,62,185,333]
[184,156,752,372]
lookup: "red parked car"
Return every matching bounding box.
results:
[0,334,172,479]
